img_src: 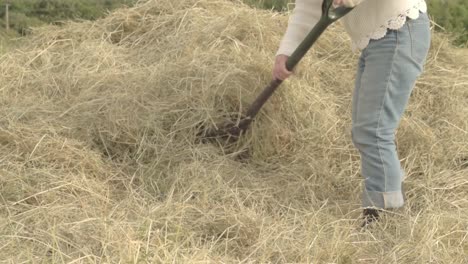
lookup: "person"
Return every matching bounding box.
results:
[273,0,431,226]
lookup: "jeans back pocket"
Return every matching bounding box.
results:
[407,13,431,65]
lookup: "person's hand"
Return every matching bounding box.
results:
[333,0,345,7]
[273,55,292,81]
[333,0,361,8]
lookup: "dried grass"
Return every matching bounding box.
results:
[0,0,467,263]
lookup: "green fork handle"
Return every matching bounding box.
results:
[234,0,354,133]
[202,0,356,139]
[286,0,354,70]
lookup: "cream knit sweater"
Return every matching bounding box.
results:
[277,0,428,56]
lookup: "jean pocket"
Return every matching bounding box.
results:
[408,21,431,65]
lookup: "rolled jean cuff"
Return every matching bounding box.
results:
[362,189,404,209]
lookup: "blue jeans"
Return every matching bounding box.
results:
[352,12,431,209]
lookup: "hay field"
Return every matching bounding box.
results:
[0,0,467,263]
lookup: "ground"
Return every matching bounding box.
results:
[0,0,467,263]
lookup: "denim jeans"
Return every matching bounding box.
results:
[352,12,431,209]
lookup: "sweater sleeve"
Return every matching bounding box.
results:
[276,0,323,56]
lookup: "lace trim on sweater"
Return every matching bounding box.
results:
[352,0,428,50]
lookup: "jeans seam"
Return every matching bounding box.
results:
[376,31,399,194]
[408,23,414,61]
[352,54,365,124]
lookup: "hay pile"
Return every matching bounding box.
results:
[0,0,467,262]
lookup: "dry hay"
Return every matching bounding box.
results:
[0,0,467,263]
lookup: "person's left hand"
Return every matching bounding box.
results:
[333,0,345,7]
[333,0,362,8]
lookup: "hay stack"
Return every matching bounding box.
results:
[0,0,466,262]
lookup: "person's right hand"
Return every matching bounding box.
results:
[273,54,292,81]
